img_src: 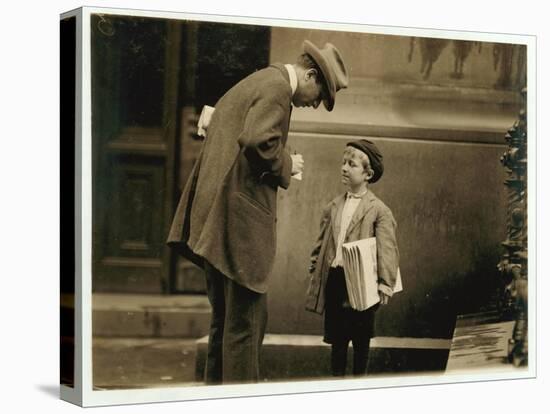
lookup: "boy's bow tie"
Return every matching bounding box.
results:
[347,190,367,199]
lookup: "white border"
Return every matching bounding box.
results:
[60,7,83,407]
[80,7,94,401]
[527,34,537,384]
[82,369,534,407]
[81,6,532,44]
[71,6,537,407]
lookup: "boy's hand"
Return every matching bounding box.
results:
[379,291,390,305]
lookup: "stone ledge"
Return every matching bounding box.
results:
[289,78,520,144]
[195,334,451,382]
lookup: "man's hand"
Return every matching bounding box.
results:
[291,153,304,176]
[379,291,390,305]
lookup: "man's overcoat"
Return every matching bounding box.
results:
[167,64,293,294]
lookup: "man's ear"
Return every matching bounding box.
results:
[305,68,318,81]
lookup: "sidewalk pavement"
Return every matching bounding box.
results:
[86,294,524,389]
[93,337,201,389]
[93,322,523,390]
[92,334,453,389]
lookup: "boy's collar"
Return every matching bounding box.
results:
[346,188,368,199]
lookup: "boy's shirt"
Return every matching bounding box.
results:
[332,190,368,268]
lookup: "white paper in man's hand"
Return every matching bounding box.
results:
[291,152,304,181]
[197,105,215,137]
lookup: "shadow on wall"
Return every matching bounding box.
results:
[407,37,526,88]
[376,246,502,339]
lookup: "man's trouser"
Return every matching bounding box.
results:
[203,261,267,384]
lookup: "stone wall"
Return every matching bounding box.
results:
[266,27,525,339]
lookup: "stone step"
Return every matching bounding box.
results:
[90,293,211,338]
[446,320,516,371]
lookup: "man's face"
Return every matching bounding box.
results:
[293,69,325,109]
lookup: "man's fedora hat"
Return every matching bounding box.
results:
[303,40,349,111]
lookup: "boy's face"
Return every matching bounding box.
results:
[341,147,371,190]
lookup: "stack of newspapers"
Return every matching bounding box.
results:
[341,237,402,311]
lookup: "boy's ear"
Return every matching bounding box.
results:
[365,169,374,182]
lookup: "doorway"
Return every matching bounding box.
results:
[91,14,271,294]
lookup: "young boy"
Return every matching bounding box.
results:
[305,139,400,377]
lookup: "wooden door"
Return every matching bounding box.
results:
[91,15,180,293]
[91,14,271,294]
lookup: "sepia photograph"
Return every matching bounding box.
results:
[58,5,535,407]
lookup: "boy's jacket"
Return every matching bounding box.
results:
[305,190,400,314]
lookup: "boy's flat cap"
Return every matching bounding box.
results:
[347,139,384,183]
